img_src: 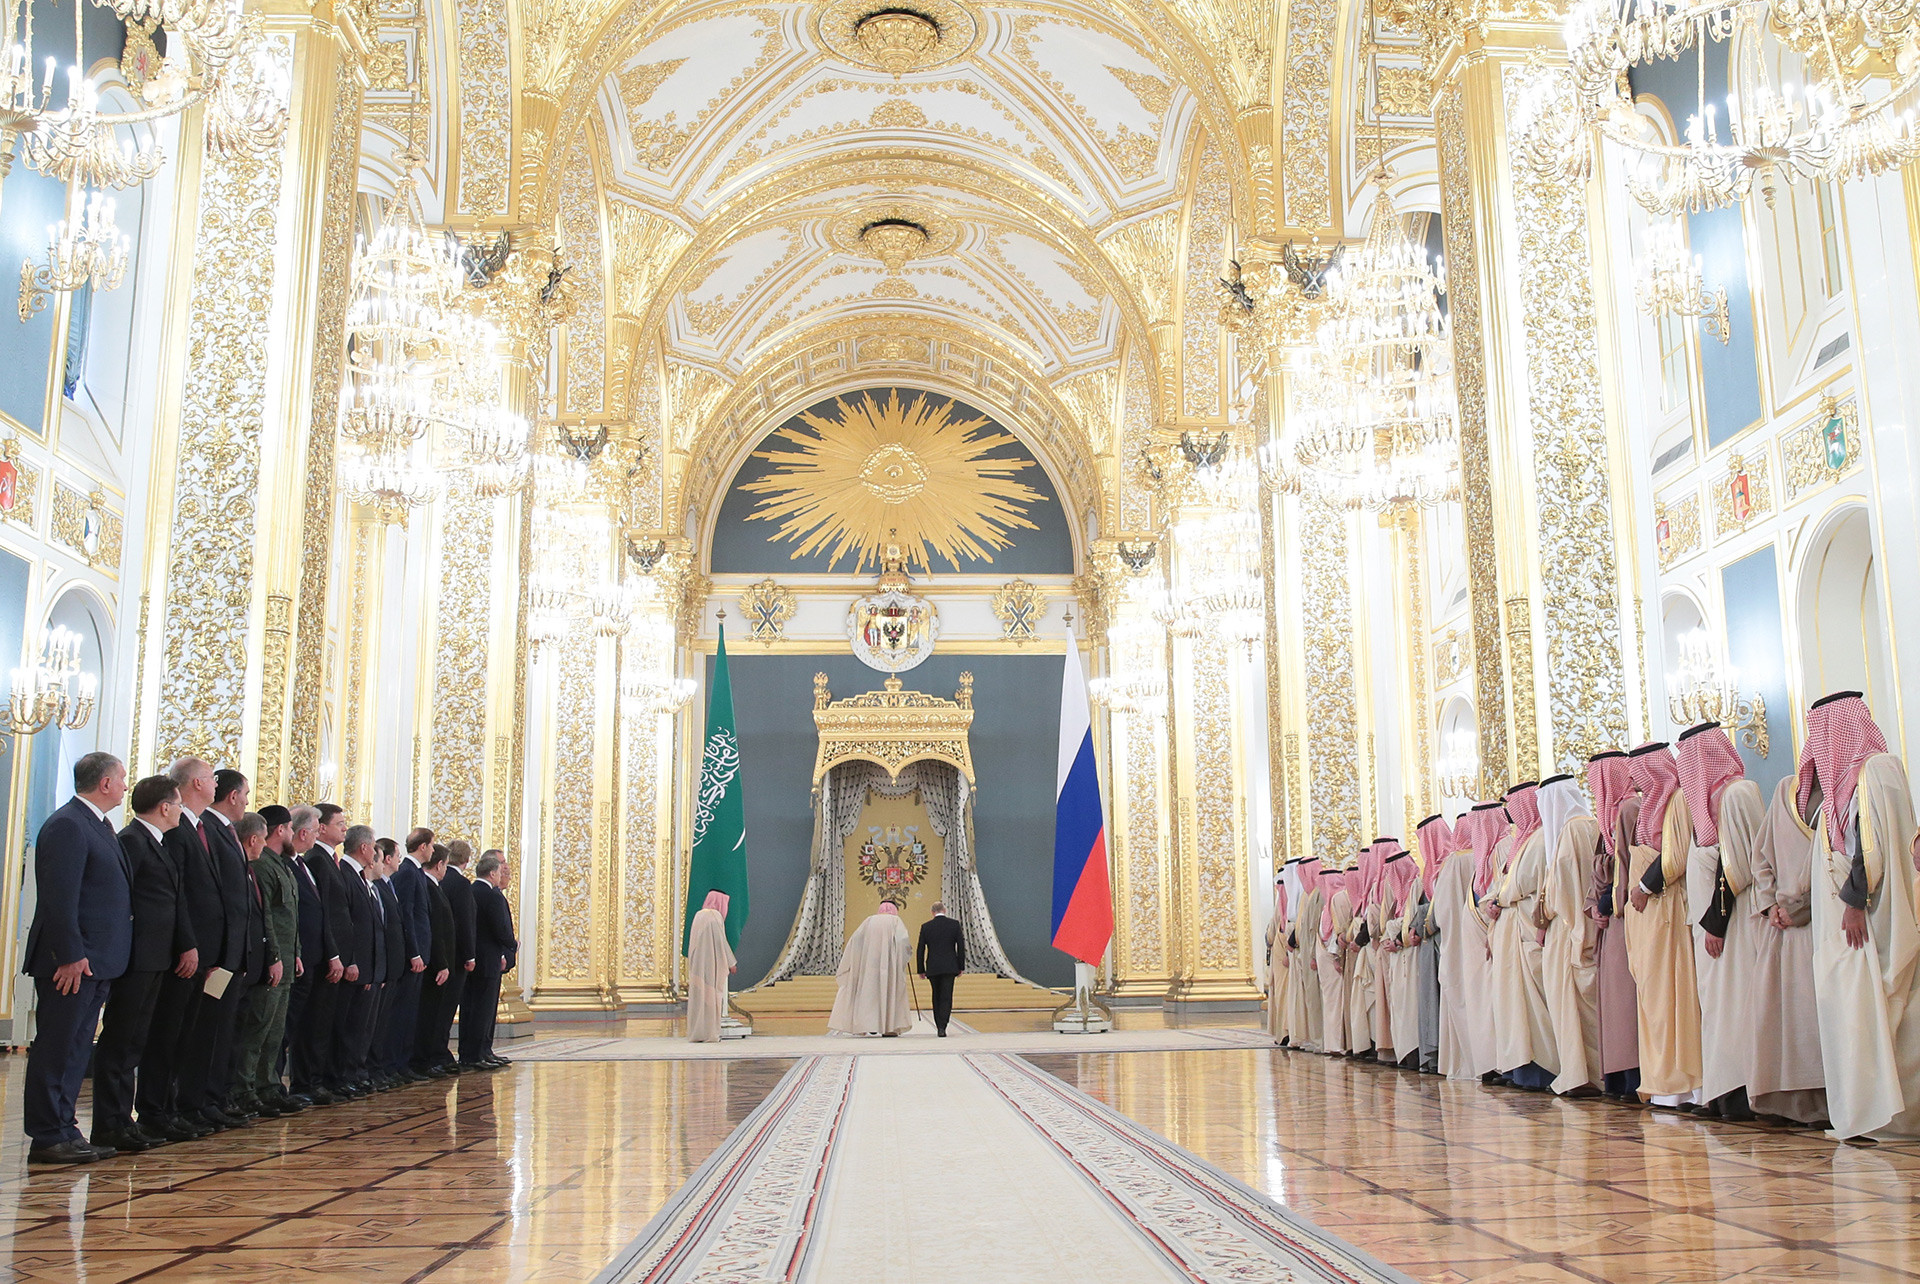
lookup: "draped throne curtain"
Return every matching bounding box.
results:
[758,760,1028,984]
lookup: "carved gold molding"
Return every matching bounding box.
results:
[812,672,976,783]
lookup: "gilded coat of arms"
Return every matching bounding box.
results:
[858,824,930,894]
[848,584,938,673]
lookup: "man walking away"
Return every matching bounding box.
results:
[915,902,966,1037]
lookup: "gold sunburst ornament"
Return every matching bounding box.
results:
[743,390,1043,571]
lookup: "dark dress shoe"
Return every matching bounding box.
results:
[200,1106,246,1129]
[253,1099,284,1118]
[273,1092,310,1111]
[29,1141,109,1165]
[303,1088,335,1105]
[129,1124,170,1149]
[91,1129,152,1154]
[483,1056,509,1068]
[155,1114,210,1141]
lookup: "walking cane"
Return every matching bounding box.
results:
[906,958,924,1024]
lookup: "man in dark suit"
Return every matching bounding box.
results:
[386,829,434,1081]
[93,775,187,1154]
[462,849,517,1069]
[23,751,131,1164]
[370,840,408,1089]
[141,756,223,1138]
[282,805,339,1105]
[432,841,478,1074]
[413,844,457,1076]
[335,825,383,1093]
[303,804,360,1098]
[179,768,270,1129]
[915,902,967,1037]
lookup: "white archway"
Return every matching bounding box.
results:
[1795,504,1892,711]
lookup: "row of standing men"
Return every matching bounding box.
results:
[1264,691,1920,1142]
[22,752,519,1165]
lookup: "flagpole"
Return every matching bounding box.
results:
[1051,610,1114,1034]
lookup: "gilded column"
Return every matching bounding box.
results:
[1106,606,1173,996]
[1432,21,1634,776]
[146,10,362,779]
[1293,499,1364,863]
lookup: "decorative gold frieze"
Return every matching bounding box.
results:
[429,482,496,845]
[1712,450,1773,536]
[1301,505,1360,860]
[1782,395,1862,502]
[816,0,980,75]
[1434,628,1469,686]
[1375,65,1431,116]
[455,0,511,216]
[1654,493,1702,569]
[1281,0,1336,229]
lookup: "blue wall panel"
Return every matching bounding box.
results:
[712,650,1072,987]
[1720,544,1793,798]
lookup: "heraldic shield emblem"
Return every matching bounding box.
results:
[859,824,931,894]
[847,584,939,673]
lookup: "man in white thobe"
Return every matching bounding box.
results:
[829,901,913,1037]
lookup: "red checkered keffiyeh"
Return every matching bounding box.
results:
[1628,743,1681,848]
[1586,752,1632,857]
[1676,723,1746,846]
[1505,782,1542,852]
[1795,691,1889,850]
[1457,802,1508,898]
[1416,813,1453,897]
[1362,838,1399,910]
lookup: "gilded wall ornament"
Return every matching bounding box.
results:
[990,578,1043,643]
[742,388,1042,571]
[848,557,940,673]
[1434,628,1469,686]
[815,0,981,76]
[738,577,799,642]
[1783,395,1862,502]
[812,670,974,781]
[0,436,38,529]
[1713,450,1772,536]
[52,483,122,573]
[1654,493,1702,569]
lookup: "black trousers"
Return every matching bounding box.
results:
[289,972,340,1092]
[177,972,246,1114]
[137,970,201,1118]
[927,973,957,1032]
[383,970,422,1073]
[459,972,501,1062]
[92,968,163,1133]
[339,981,379,1082]
[414,969,462,1069]
[25,974,109,1147]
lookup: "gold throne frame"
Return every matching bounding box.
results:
[811,672,976,784]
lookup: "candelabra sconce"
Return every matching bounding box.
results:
[19,187,129,322]
[588,584,636,639]
[1666,628,1770,757]
[527,578,577,655]
[621,674,696,718]
[0,624,96,740]
[1086,675,1168,720]
[1435,729,1478,799]
[1637,223,1729,344]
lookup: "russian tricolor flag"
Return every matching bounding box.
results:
[1051,641,1112,966]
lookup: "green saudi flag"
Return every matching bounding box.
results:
[683,623,749,954]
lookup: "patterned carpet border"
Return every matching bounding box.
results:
[516,1025,1278,1062]
[967,1053,1415,1284]
[591,1056,854,1284]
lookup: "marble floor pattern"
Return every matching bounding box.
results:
[0,1014,1914,1282]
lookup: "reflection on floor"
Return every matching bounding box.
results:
[0,1013,1914,1282]
[1031,1048,1920,1283]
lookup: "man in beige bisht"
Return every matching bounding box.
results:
[1625,742,1703,1108]
[829,900,913,1037]
[1432,804,1501,1080]
[1537,774,1602,1095]
[1678,722,1766,1121]
[1289,859,1325,1052]
[1487,783,1557,1090]
[686,890,736,1044]
[1747,772,1828,1125]
[1338,866,1376,1058]
[1363,841,1397,1061]
[1265,872,1291,1042]
[1796,691,1920,1140]
[1380,848,1420,1068]
[1315,864,1350,1055]
[1585,752,1642,1101]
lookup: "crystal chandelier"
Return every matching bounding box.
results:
[1520,0,1920,214]
[528,575,578,653]
[1,0,288,199]
[1272,177,1460,512]
[17,184,126,319]
[1159,446,1265,651]
[339,448,441,525]
[1436,728,1478,798]
[1636,220,1730,341]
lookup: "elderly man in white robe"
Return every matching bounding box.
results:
[829,900,914,1037]
[1798,691,1920,1140]
[1679,721,1766,1121]
[686,891,737,1043]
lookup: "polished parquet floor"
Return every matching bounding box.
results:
[0,1011,1916,1282]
